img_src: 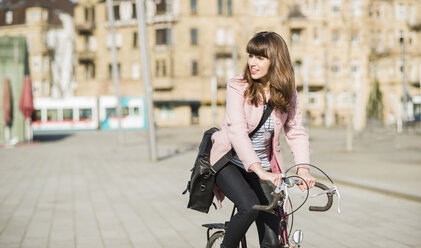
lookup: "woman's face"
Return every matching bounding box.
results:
[248,54,270,81]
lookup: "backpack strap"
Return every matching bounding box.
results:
[211,104,273,174]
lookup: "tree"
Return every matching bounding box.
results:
[366,79,383,121]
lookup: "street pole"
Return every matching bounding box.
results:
[211,55,217,127]
[323,48,330,127]
[135,0,157,161]
[400,37,409,126]
[303,57,309,128]
[106,0,123,144]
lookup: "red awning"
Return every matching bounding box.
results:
[19,76,34,119]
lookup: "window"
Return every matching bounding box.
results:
[43,57,49,72]
[132,3,137,18]
[313,28,320,45]
[156,28,172,45]
[156,0,167,15]
[332,30,341,45]
[332,62,341,76]
[192,60,199,76]
[113,5,120,20]
[312,61,321,76]
[191,0,197,14]
[159,105,174,120]
[84,7,89,21]
[107,33,123,48]
[106,107,116,117]
[33,110,42,121]
[79,108,92,120]
[47,109,58,121]
[218,0,223,15]
[133,32,138,48]
[294,61,302,76]
[351,31,360,46]
[350,61,361,76]
[331,0,341,16]
[351,0,362,17]
[32,56,41,72]
[5,10,13,24]
[132,63,140,80]
[108,63,121,79]
[191,28,198,45]
[155,60,167,77]
[291,29,302,45]
[396,3,405,20]
[408,4,415,25]
[227,0,232,15]
[63,109,73,121]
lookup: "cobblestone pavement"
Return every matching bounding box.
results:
[0,126,420,248]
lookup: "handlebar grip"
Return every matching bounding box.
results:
[309,182,333,212]
[252,193,281,212]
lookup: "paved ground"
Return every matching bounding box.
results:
[0,125,420,248]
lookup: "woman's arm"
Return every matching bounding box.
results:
[225,77,261,171]
[284,90,315,190]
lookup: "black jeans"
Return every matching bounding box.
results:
[215,162,279,248]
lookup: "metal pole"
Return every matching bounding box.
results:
[232,45,238,75]
[400,37,408,124]
[303,57,309,127]
[323,48,330,127]
[211,55,217,127]
[106,0,123,144]
[135,0,158,161]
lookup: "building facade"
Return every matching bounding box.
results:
[73,0,421,128]
[0,0,75,98]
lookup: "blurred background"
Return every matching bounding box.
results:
[0,1,421,248]
[0,0,420,146]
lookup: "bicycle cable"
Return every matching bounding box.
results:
[285,163,334,184]
[284,175,309,217]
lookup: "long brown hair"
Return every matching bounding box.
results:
[243,31,295,113]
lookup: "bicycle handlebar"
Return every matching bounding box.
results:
[252,180,335,213]
[308,182,333,212]
[252,192,281,212]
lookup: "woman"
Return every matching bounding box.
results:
[209,31,315,248]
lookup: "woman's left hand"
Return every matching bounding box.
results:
[297,169,315,192]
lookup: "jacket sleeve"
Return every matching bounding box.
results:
[225,77,261,171]
[283,90,310,172]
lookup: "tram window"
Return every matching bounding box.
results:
[133,107,140,116]
[33,110,42,121]
[63,109,73,121]
[47,109,58,121]
[106,107,116,117]
[79,108,92,120]
[122,107,129,116]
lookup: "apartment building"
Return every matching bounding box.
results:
[0,0,75,97]
[74,0,421,128]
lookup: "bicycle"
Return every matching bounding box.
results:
[203,164,341,248]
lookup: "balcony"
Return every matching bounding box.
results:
[78,50,95,62]
[153,78,174,91]
[76,21,95,34]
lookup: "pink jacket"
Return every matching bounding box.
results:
[209,75,310,174]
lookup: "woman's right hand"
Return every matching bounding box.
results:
[249,162,283,186]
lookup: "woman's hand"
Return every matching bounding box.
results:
[297,168,315,191]
[249,162,283,186]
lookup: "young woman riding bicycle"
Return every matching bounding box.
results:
[209,31,316,248]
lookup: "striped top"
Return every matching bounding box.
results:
[231,111,274,171]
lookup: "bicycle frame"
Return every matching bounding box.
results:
[204,203,291,248]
